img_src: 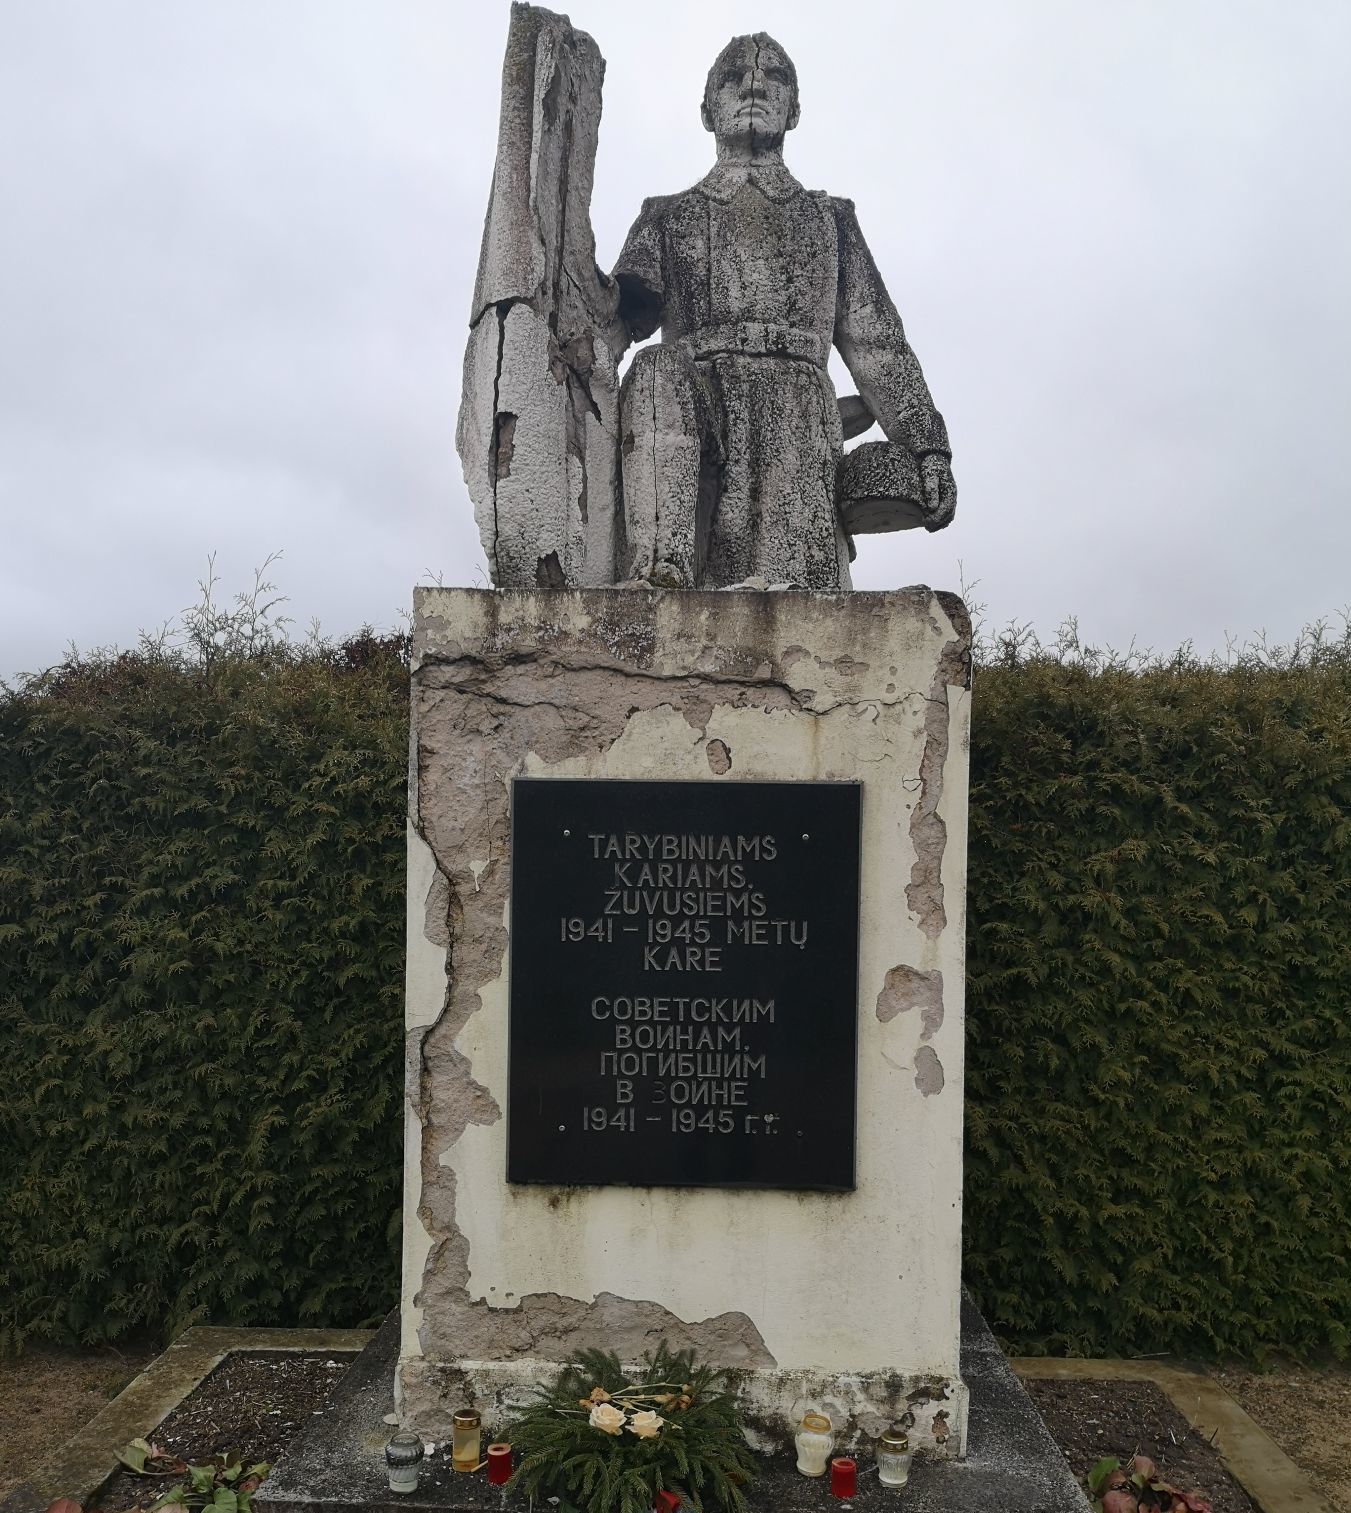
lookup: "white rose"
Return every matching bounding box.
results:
[589,1402,627,1436]
[627,1410,665,1440]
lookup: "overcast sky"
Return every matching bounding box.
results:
[2,1,1348,677]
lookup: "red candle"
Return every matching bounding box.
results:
[830,1457,857,1498]
[487,1444,512,1485]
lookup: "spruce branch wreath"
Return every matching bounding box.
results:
[505,1343,758,1513]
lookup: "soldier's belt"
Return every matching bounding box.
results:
[680,323,828,368]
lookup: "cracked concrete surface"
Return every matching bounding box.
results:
[401,586,971,1453]
[456,7,623,590]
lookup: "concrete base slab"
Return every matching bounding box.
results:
[256,1301,1089,1513]
[398,1357,967,1462]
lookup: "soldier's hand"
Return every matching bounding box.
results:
[920,454,957,531]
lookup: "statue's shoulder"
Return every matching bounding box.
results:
[808,189,851,220]
[788,187,858,230]
[616,189,694,284]
[630,189,692,225]
[826,195,872,249]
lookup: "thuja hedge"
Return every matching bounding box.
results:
[0,636,409,1350]
[963,632,1351,1360]
[2,624,1348,1357]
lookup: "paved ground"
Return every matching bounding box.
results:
[1216,1363,1351,1513]
[0,1342,158,1499]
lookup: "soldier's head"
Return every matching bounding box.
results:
[701,33,800,149]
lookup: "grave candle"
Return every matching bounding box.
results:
[384,1432,425,1494]
[794,1412,833,1476]
[876,1424,913,1487]
[451,1408,482,1472]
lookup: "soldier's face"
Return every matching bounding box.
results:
[704,40,798,147]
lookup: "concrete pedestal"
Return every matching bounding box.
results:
[400,587,972,1455]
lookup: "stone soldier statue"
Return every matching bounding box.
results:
[612,32,955,591]
[458,10,955,591]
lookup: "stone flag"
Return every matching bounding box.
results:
[456,4,624,588]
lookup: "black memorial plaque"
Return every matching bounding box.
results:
[507,778,861,1190]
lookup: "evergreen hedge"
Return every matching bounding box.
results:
[2,608,1347,1359]
[0,630,409,1350]
[963,626,1351,1359]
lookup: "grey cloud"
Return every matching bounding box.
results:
[1,1,1348,674]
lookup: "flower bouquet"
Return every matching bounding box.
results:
[506,1344,757,1513]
